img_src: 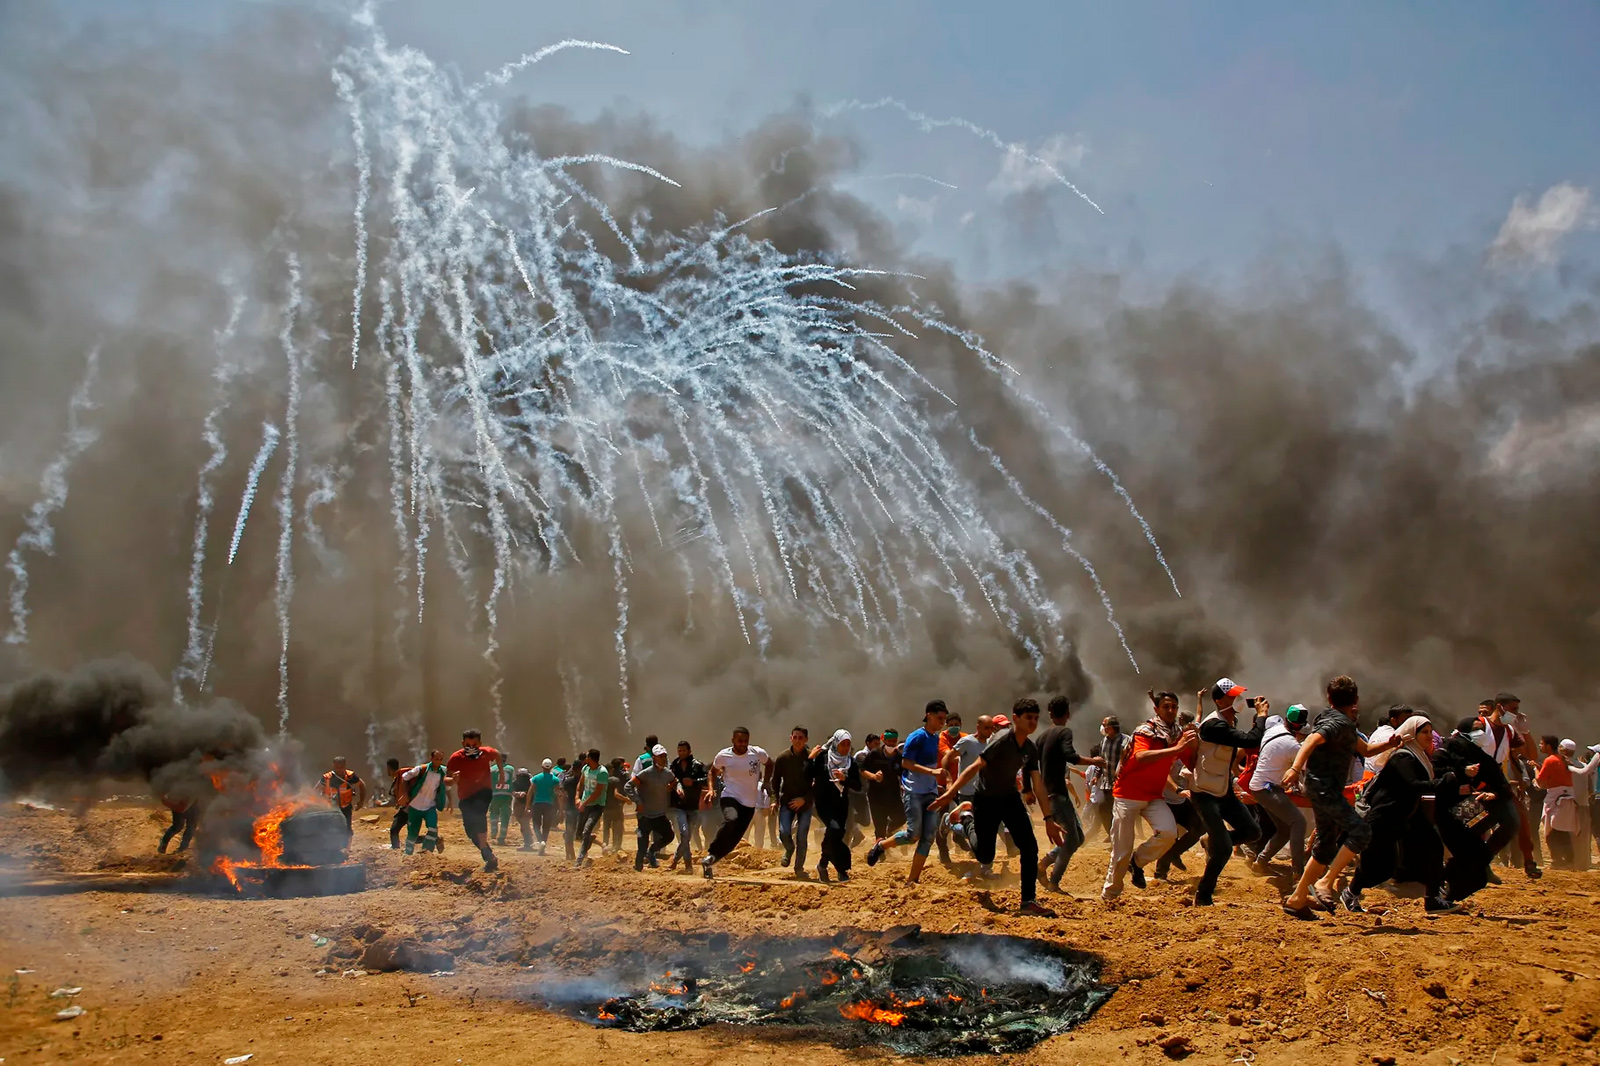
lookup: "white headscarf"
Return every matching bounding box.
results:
[826,729,853,788]
[1395,715,1434,780]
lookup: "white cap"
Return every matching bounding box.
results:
[541,758,553,769]
[1589,743,1600,755]
[651,744,670,757]
[1559,739,1577,754]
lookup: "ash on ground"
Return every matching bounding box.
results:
[525,926,1109,1056]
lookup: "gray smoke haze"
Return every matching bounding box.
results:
[1,0,1596,783]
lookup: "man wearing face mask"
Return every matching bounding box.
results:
[445,729,503,872]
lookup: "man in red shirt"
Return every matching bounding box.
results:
[1101,691,1197,900]
[446,729,502,872]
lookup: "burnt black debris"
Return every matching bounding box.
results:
[530,929,1109,1056]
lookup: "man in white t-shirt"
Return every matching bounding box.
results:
[1364,705,1412,774]
[702,726,771,878]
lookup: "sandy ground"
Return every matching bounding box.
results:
[1,800,1598,1066]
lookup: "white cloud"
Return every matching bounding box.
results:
[1487,182,1596,266]
[894,194,937,224]
[987,133,1089,197]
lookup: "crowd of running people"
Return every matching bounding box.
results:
[195,676,1598,919]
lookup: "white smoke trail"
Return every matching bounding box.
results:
[4,348,101,645]
[334,68,370,369]
[273,255,303,738]
[175,296,244,697]
[227,423,280,566]
[820,96,1104,214]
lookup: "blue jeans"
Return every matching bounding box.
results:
[779,804,814,868]
[893,788,940,857]
[671,808,701,861]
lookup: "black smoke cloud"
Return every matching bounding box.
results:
[0,655,274,802]
[1,0,1596,778]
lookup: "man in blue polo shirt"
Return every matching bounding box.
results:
[865,700,948,884]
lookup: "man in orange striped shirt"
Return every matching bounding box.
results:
[1101,692,1197,900]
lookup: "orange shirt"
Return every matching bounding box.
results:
[1537,754,1573,790]
[1113,721,1182,803]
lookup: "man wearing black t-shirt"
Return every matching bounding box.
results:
[1281,675,1403,917]
[935,698,1062,917]
[1033,696,1106,892]
[559,755,584,860]
[858,732,904,839]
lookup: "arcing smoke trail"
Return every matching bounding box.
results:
[5,348,101,646]
[227,424,281,567]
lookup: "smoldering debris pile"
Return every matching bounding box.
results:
[0,655,275,805]
[530,926,1110,1056]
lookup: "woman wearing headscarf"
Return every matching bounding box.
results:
[1428,717,1502,904]
[1343,715,1464,915]
[1535,735,1578,868]
[809,730,863,882]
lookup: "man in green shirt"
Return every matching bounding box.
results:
[490,752,517,846]
[527,759,560,855]
[574,748,609,867]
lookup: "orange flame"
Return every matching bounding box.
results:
[821,972,840,987]
[780,990,806,1009]
[205,770,319,892]
[740,962,756,973]
[947,994,964,1003]
[840,1001,905,1026]
[830,948,852,960]
[597,1009,618,1021]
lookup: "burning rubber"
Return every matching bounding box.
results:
[531,928,1109,1056]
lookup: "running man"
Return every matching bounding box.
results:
[445,729,503,872]
[385,757,410,849]
[510,763,535,850]
[865,701,948,884]
[573,749,609,866]
[935,698,1061,917]
[703,727,772,879]
[669,741,709,870]
[769,726,816,875]
[1281,675,1404,917]
[400,750,449,854]
[1034,696,1105,892]
[630,745,677,870]
[489,751,517,846]
[321,756,366,837]
[1102,692,1198,900]
[1189,679,1266,906]
[527,759,560,854]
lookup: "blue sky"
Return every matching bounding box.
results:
[36,1,1600,282]
[375,0,1600,282]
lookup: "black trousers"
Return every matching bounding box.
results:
[709,798,756,860]
[972,792,1040,904]
[1191,790,1261,899]
[1436,811,1491,901]
[1157,801,1203,874]
[818,810,852,875]
[1352,811,1443,896]
[389,808,408,847]
[868,791,904,839]
[636,813,675,864]
[159,808,196,853]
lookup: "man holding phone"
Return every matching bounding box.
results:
[1189,678,1267,906]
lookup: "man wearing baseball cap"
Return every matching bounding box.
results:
[1188,678,1267,906]
[527,759,560,854]
[630,745,677,871]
